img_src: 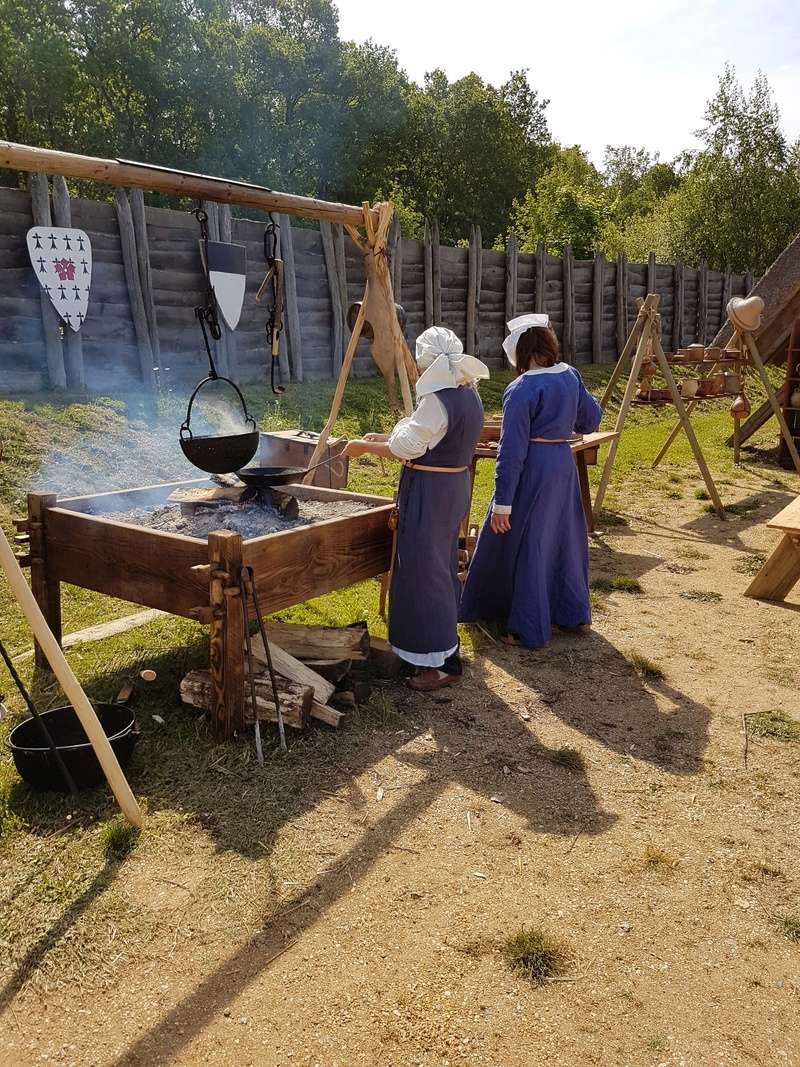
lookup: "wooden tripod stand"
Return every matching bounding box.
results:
[593,293,725,520]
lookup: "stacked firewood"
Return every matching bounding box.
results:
[180,622,400,732]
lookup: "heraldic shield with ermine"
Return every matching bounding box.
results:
[26,227,92,332]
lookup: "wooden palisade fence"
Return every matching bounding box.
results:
[0,179,755,394]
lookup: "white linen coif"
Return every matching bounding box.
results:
[502,313,550,367]
[414,326,490,396]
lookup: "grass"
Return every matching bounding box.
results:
[549,746,585,772]
[695,488,710,500]
[591,575,643,594]
[502,927,569,984]
[643,844,677,870]
[628,651,665,682]
[747,711,800,743]
[778,914,800,943]
[680,589,723,603]
[734,553,767,576]
[99,815,141,861]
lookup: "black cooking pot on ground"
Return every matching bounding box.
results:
[8,702,139,792]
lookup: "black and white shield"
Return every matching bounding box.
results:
[201,241,247,331]
[26,227,92,332]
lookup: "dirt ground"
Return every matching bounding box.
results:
[2,465,800,1066]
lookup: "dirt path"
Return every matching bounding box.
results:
[2,470,800,1067]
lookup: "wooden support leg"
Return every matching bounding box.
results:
[207,531,245,740]
[733,416,741,465]
[577,453,594,533]
[745,534,800,601]
[600,316,644,410]
[652,400,698,468]
[593,316,651,520]
[744,332,800,475]
[652,336,725,518]
[27,493,61,670]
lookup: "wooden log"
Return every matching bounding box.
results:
[535,240,546,313]
[423,219,434,328]
[249,634,336,704]
[201,200,230,378]
[310,702,344,728]
[51,175,85,389]
[334,223,349,328]
[672,260,684,352]
[592,249,605,362]
[130,188,161,381]
[698,260,708,344]
[615,253,627,354]
[218,203,239,379]
[180,669,312,729]
[466,224,482,355]
[28,172,66,390]
[303,658,352,684]
[320,220,344,373]
[505,232,518,330]
[27,493,61,670]
[431,218,442,325]
[261,620,369,661]
[721,267,732,329]
[114,187,155,388]
[277,213,303,381]
[3,141,376,228]
[391,224,403,306]
[207,530,245,740]
[744,270,754,294]
[368,635,401,678]
[562,242,575,361]
[647,251,656,297]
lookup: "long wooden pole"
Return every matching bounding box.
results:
[744,331,800,474]
[1,140,376,228]
[0,525,142,826]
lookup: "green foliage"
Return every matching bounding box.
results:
[502,927,568,983]
[747,711,800,743]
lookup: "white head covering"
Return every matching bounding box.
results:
[414,326,490,397]
[502,313,550,367]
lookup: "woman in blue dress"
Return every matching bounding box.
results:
[344,327,488,691]
[460,314,603,648]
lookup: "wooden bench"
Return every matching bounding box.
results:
[745,495,800,600]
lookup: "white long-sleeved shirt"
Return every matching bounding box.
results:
[386,394,448,461]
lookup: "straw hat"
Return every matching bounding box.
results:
[727,295,764,334]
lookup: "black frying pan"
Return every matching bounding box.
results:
[236,453,345,490]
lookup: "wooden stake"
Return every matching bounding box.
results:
[672,260,684,352]
[466,224,482,355]
[278,213,303,382]
[52,175,85,389]
[27,493,61,670]
[28,172,66,390]
[563,242,575,362]
[208,531,245,740]
[615,252,627,355]
[115,188,155,388]
[320,220,344,374]
[423,219,434,328]
[743,330,800,474]
[505,232,518,330]
[592,249,604,363]
[130,188,161,384]
[431,218,442,326]
[535,240,546,313]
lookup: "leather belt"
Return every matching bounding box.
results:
[529,437,574,444]
[402,461,469,472]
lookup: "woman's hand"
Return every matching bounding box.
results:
[490,511,511,534]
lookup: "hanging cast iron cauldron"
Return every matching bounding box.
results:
[180,208,259,474]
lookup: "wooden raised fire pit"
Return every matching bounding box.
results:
[21,482,393,739]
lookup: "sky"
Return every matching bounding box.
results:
[335,0,800,165]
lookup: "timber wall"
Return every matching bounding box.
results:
[0,183,755,394]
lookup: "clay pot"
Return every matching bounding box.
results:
[680,378,700,399]
[687,344,706,361]
[704,346,722,361]
[724,372,741,395]
[730,393,751,417]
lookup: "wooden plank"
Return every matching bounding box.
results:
[592,249,605,362]
[767,496,800,532]
[615,253,627,354]
[672,260,684,352]
[207,530,245,739]
[562,242,575,361]
[647,250,656,296]
[114,187,155,387]
[431,218,442,326]
[44,507,208,616]
[249,636,336,704]
[2,141,377,228]
[130,189,161,380]
[391,224,403,305]
[51,175,85,389]
[466,224,482,355]
[218,203,239,379]
[261,620,369,661]
[243,502,394,614]
[64,609,164,647]
[334,223,349,330]
[278,213,303,382]
[423,219,433,328]
[505,232,518,332]
[28,173,66,389]
[745,534,800,600]
[698,260,708,344]
[320,220,344,373]
[535,240,546,313]
[27,493,61,669]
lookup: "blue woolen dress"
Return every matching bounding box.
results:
[460,364,603,648]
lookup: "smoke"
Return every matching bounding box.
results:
[29,368,257,499]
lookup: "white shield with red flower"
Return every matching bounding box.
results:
[26,227,92,332]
